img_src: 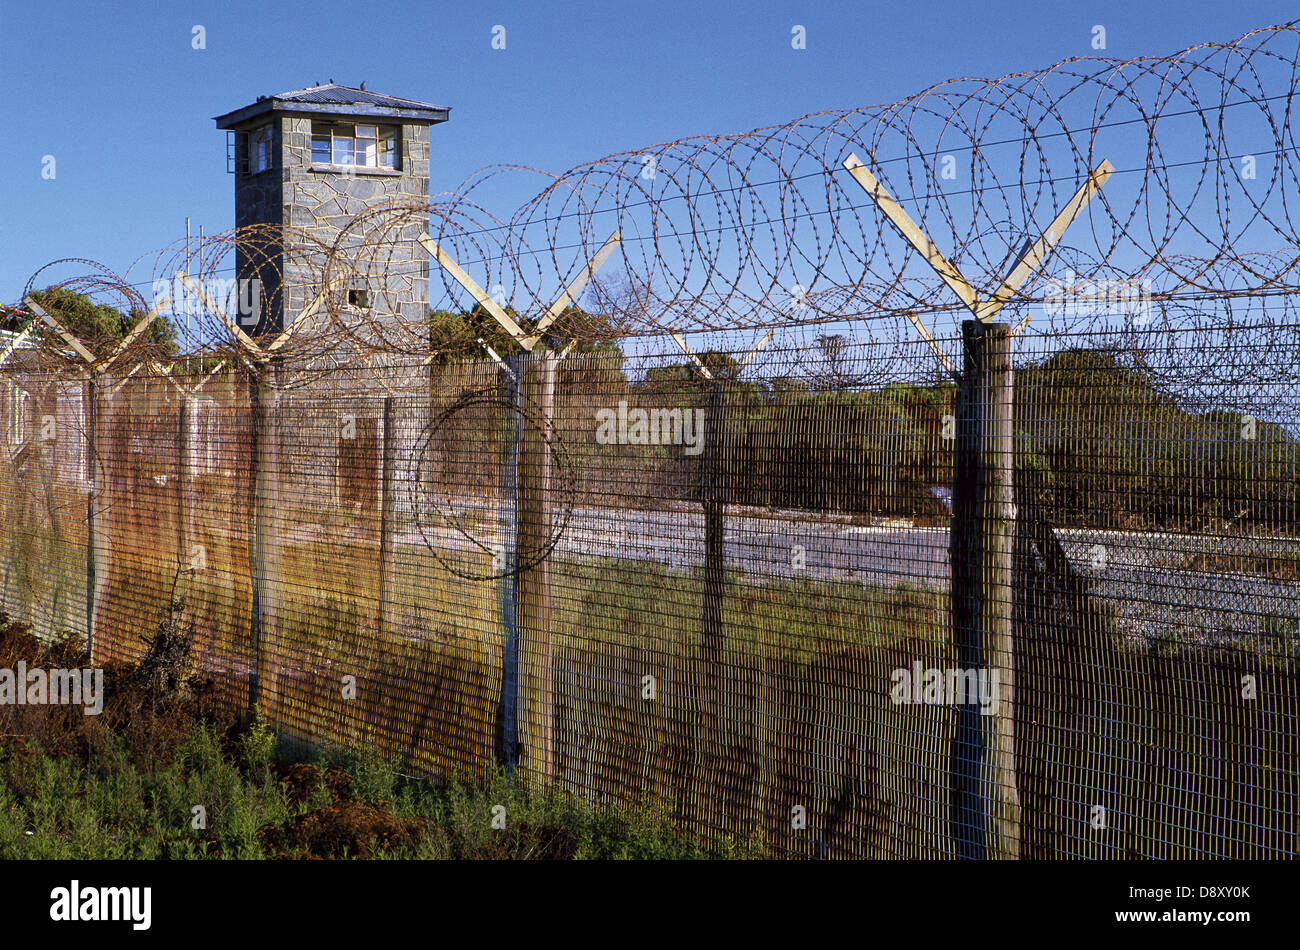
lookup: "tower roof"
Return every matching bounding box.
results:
[215,83,450,130]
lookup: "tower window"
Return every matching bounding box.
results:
[249,124,274,174]
[312,122,400,170]
[347,289,370,309]
[311,131,331,165]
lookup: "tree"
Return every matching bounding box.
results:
[6,286,178,357]
[1013,347,1299,530]
[427,303,624,367]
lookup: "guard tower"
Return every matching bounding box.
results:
[214,84,450,336]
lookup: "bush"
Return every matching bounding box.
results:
[239,718,278,782]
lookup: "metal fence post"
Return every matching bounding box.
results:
[496,355,522,772]
[248,362,280,718]
[950,319,1021,859]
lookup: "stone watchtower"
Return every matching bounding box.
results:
[214,84,450,336]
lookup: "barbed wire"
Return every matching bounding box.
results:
[6,22,1298,387]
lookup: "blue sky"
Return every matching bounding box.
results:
[1,0,1296,302]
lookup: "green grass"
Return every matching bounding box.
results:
[0,490,950,665]
[270,540,949,662]
[552,556,946,662]
[0,722,294,859]
[0,602,753,860]
[0,721,757,859]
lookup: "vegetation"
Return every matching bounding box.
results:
[5,286,178,356]
[0,611,755,859]
[575,344,1299,529]
[425,299,1299,529]
[1015,349,1299,530]
[427,303,621,366]
[551,557,945,663]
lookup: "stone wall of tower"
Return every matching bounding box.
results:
[232,120,285,334]
[231,115,432,339]
[280,117,431,340]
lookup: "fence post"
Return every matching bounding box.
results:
[518,348,555,784]
[697,380,727,826]
[248,362,280,718]
[702,381,725,654]
[378,395,395,639]
[950,319,1020,859]
[85,375,101,662]
[177,392,192,581]
[496,356,522,771]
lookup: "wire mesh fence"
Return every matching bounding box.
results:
[1,324,1295,858]
[2,23,1299,858]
